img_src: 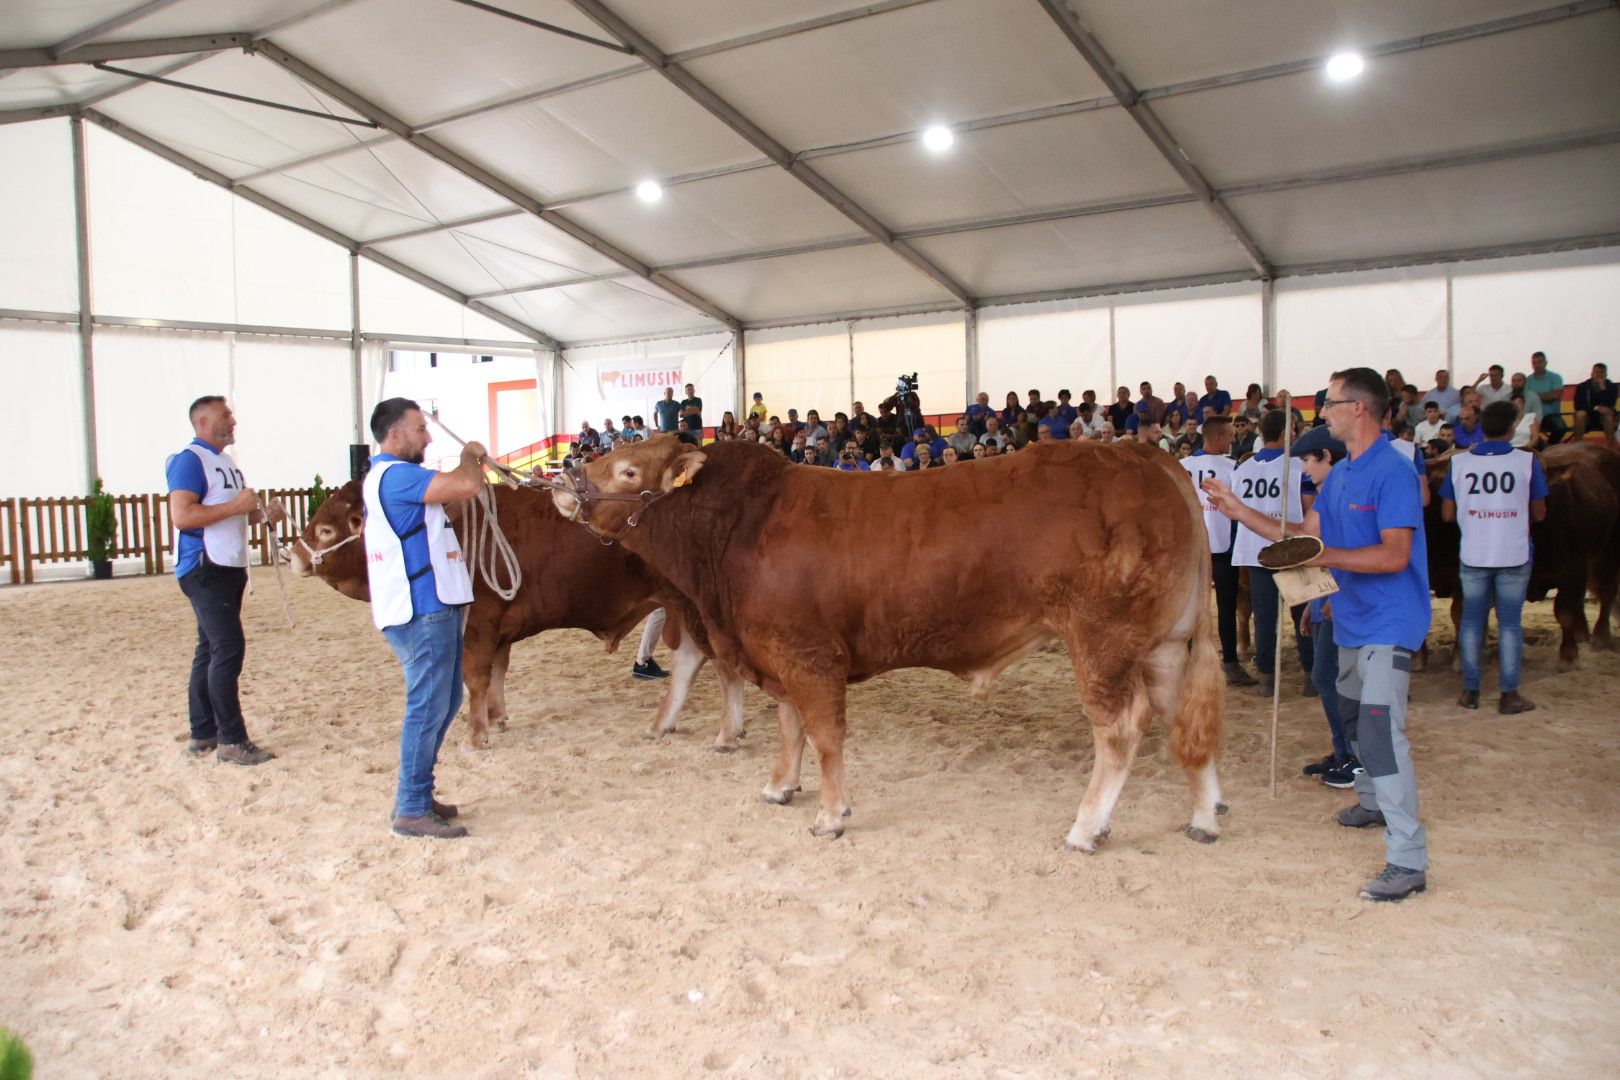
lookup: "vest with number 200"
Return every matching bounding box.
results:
[1450,450,1535,568]
[361,460,474,630]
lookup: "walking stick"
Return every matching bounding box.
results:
[1271,392,1293,798]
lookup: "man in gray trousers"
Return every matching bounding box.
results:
[1203,367,1430,902]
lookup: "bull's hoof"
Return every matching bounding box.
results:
[1557,657,1578,673]
[761,788,794,805]
[712,743,737,754]
[842,806,852,818]
[1063,838,1099,855]
[810,818,845,839]
[1185,826,1219,844]
[1216,802,1230,816]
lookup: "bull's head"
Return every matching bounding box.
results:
[550,435,704,543]
[290,479,370,600]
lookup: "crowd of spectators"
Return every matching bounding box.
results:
[557,354,1616,470]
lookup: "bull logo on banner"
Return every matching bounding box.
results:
[597,360,683,399]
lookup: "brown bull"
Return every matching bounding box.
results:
[553,436,1225,849]
[1425,443,1619,668]
[289,480,746,750]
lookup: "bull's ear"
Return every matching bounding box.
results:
[347,511,363,534]
[665,449,706,492]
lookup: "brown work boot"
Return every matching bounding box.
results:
[392,814,468,839]
[1223,662,1258,687]
[185,737,218,757]
[431,798,459,820]
[1498,691,1536,715]
[216,741,275,766]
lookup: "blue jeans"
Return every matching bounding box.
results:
[1249,567,1313,678]
[1459,560,1532,692]
[381,608,464,818]
[1309,616,1349,759]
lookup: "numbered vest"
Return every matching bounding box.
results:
[180,443,248,568]
[1231,452,1304,567]
[1450,450,1535,568]
[362,460,475,630]
[1180,453,1237,555]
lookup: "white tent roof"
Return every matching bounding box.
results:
[4,0,1618,346]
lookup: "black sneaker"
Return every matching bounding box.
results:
[1359,863,1427,902]
[1498,691,1536,715]
[216,741,275,767]
[1322,756,1361,789]
[1255,678,1275,697]
[632,659,668,680]
[1300,676,1319,698]
[185,737,218,757]
[1336,803,1386,829]
[1458,689,1479,710]
[1301,753,1337,777]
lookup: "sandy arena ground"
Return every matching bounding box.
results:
[2,568,1618,1078]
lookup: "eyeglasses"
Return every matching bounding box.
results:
[1320,397,1360,410]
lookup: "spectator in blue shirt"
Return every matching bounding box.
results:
[1038,409,1072,440]
[1452,402,1486,450]
[653,387,682,432]
[1054,389,1078,424]
[1199,375,1233,421]
[1204,366,1431,903]
[1525,351,1566,443]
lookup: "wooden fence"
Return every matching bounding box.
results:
[1,487,322,585]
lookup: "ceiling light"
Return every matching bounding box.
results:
[1324,51,1365,83]
[635,179,663,203]
[921,125,954,154]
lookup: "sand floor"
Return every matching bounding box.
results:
[1,568,1617,1078]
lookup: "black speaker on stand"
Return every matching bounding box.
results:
[349,444,370,482]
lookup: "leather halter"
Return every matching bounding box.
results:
[554,462,669,545]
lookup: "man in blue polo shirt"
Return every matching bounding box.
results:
[1440,401,1548,714]
[1204,366,1431,903]
[364,397,486,839]
[1199,374,1232,421]
[166,395,284,766]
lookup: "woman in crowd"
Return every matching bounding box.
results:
[718,411,739,438]
[1000,391,1023,431]
[1241,383,1266,422]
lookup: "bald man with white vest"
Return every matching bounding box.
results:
[365,397,485,839]
[166,395,286,766]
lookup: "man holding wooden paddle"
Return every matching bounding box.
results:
[1202,368,1431,903]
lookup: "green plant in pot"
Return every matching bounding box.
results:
[308,473,328,518]
[85,477,117,580]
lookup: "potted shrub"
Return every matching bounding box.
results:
[308,473,328,518]
[85,477,117,580]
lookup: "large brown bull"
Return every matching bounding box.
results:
[289,480,746,750]
[1425,443,1619,668]
[552,436,1225,850]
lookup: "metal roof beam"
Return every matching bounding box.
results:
[81,109,563,350]
[249,40,742,330]
[564,0,975,307]
[1035,0,1272,277]
[0,33,252,70]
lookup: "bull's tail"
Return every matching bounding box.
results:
[1169,562,1224,771]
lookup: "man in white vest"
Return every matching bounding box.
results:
[365,397,485,839]
[1440,400,1548,714]
[166,395,285,765]
[1230,409,1313,697]
[1180,416,1254,687]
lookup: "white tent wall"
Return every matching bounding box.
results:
[381,351,546,468]
[91,326,231,494]
[1275,278,1449,400]
[1114,288,1264,404]
[0,120,78,314]
[1451,263,1620,382]
[979,303,1111,407]
[740,325,852,424]
[0,323,87,496]
[230,337,354,488]
[850,314,966,420]
[560,331,737,436]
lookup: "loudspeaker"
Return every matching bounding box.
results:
[349,444,370,482]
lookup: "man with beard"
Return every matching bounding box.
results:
[364,397,484,839]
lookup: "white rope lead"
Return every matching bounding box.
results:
[463,484,522,601]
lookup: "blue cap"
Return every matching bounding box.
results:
[913,427,929,438]
[1290,424,1345,459]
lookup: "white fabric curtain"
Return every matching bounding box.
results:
[1276,278,1448,399]
[980,303,1112,407]
[850,314,966,420]
[1451,263,1620,383]
[0,119,78,314]
[739,325,851,425]
[92,326,232,494]
[230,337,354,488]
[1114,289,1264,404]
[0,323,87,495]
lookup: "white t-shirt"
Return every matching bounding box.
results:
[1476,381,1514,406]
[1180,452,1237,555]
[1511,412,1537,448]
[1413,417,1444,445]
